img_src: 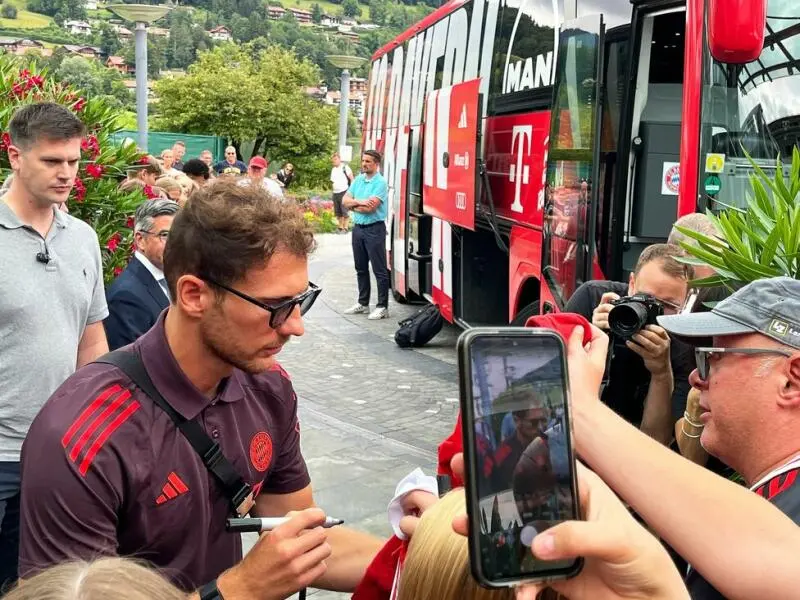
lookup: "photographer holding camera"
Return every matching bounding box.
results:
[565,244,693,443]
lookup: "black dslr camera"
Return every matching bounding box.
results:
[608,293,663,340]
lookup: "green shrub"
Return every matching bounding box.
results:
[677,147,800,288]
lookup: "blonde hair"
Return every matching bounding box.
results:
[5,558,185,600]
[398,490,515,600]
[668,213,719,246]
[156,176,181,192]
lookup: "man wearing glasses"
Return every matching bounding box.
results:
[565,244,694,444]
[105,199,180,350]
[657,276,800,598]
[19,181,383,598]
[213,146,247,177]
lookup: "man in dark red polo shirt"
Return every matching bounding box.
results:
[18,180,383,598]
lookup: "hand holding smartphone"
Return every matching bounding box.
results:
[457,327,582,587]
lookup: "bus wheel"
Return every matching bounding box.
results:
[510,301,539,326]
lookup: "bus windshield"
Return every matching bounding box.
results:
[698,0,800,210]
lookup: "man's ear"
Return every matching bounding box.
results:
[176,275,214,318]
[7,144,21,171]
[778,353,800,409]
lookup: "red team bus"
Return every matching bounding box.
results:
[361,0,798,326]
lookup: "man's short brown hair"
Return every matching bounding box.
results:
[163,180,315,298]
[634,243,693,280]
[9,102,86,149]
[363,149,382,164]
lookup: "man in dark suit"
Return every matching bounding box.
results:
[105,199,180,349]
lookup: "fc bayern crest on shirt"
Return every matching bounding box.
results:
[249,431,273,472]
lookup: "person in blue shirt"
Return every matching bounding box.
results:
[213,146,247,177]
[342,150,390,320]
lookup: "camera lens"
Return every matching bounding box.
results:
[608,302,649,339]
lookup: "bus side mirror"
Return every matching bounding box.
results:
[707,0,766,64]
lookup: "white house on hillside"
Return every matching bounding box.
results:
[320,14,340,26]
[64,20,92,36]
[208,25,232,41]
[84,0,97,10]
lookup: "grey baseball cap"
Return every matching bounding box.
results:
[657,276,800,350]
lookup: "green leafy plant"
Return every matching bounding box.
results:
[675,147,800,288]
[0,55,150,283]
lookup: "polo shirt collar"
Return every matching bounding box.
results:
[136,312,244,420]
[0,199,68,231]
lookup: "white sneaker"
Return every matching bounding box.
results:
[344,304,369,315]
[368,307,389,320]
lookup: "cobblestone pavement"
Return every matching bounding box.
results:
[244,232,461,599]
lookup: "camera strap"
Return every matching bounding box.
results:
[95,350,254,518]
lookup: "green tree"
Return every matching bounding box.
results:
[98,22,121,57]
[166,11,196,69]
[56,55,102,95]
[1,4,18,18]
[153,43,337,175]
[122,34,166,78]
[55,55,132,109]
[368,0,386,25]
[28,0,85,19]
[342,0,361,17]
[311,2,322,23]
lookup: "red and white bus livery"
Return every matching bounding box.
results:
[363,0,800,325]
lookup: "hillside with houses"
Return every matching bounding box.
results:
[0,0,433,123]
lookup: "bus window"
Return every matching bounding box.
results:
[698,1,800,212]
[489,0,564,110]
[543,16,602,305]
[595,32,629,277]
[576,0,632,29]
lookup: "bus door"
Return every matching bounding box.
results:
[541,14,605,310]
[611,7,686,278]
[422,78,482,322]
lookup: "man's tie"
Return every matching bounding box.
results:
[158,278,171,302]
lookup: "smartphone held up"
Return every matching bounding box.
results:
[457,327,582,588]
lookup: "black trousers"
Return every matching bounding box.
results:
[352,221,389,308]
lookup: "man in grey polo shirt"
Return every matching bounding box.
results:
[0,102,108,587]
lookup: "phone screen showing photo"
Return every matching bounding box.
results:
[467,333,578,581]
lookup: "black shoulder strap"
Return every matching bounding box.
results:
[95,350,253,517]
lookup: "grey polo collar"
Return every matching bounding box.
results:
[0,198,69,231]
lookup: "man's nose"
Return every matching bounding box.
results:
[277,305,305,338]
[688,368,708,390]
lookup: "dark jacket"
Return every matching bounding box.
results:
[104,256,169,350]
[276,169,295,188]
[565,280,694,426]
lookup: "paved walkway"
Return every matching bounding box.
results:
[244,233,461,599]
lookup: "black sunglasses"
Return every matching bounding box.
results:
[203,277,321,329]
[694,346,793,380]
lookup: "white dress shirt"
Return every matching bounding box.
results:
[135,251,170,301]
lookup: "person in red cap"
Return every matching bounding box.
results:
[240,156,284,199]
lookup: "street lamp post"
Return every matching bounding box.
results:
[107,4,171,153]
[327,55,366,159]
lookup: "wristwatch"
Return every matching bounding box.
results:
[199,580,224,600]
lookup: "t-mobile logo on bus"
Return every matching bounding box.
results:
[509,125,532,213]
